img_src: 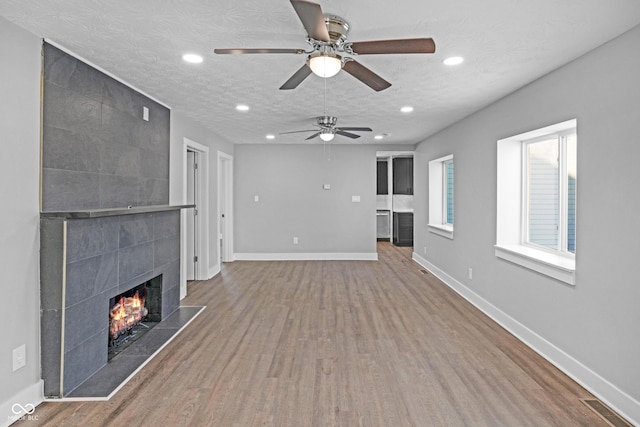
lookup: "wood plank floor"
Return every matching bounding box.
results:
[21,242,609,426]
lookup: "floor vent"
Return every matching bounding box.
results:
[580,399,632,427]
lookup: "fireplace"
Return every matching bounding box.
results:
[108,275,162,359]
[38,44,192,399]
[40,208,185,397]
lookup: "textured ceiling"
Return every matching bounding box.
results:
[2,0,640,145]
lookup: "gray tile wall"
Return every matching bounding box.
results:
[41,43,170,211]
[40,210,181,397]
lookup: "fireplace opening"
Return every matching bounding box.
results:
[108,275,162,360]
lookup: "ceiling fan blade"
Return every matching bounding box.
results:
[280,64,313,90]
[214,48,305,54]
[349,38,436,55]
[342,60,391,92]
[305,132,321,140]
[290,0,330,42]
[337,127,372,132]
[280,129,317,135]
[336,130,361,139]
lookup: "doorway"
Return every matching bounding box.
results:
[217,151,234,264]
[375,150,415,252]
[182,139,209,297]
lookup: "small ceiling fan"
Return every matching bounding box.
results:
[281,116,372,141]
[214,0,436,91]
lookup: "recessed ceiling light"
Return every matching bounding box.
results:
[266,134,275,140]
[443,56,464,66]
[400,106,414,113]
[182,53,203,64]
[236,104,250,112]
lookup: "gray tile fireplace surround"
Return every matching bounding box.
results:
[40,207,188,398]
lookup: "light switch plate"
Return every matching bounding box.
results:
[352,195,361,202]
[323,184,331,190]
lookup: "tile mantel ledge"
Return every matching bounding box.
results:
[40,204,195,219]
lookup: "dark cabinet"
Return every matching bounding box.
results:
[377,161,388,194]
[393,157,413,195]
[393,212,413,247]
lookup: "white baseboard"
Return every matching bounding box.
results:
[234,252,378,261]
[412,252,640,426]
[1,380,43,427]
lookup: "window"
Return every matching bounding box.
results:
[429,154,454,239]
[445,159,454,225]
[496,119,577,285]
[524,132,576,253]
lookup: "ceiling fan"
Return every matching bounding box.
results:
[281,116,372,141]
[214,0,436,91]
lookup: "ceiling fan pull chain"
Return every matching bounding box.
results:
[323,71,328,116]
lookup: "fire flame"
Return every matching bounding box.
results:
[109,291,148,339]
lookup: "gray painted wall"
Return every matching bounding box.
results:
[414,24,640,423]
[234,143,413,256]
[0,17,42,417]
[42,43,170,211]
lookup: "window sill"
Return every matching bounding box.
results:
[428,224,454,239]
[494,244,575,285]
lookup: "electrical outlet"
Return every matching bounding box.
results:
[293,236,299,245]
[468,268,473,280]
[142,106,149,121]
[254,195,259,202]
[423,246,427,255]
[12,344,26,372]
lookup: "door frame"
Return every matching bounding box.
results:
[182,138,209,293]
[185,149,197,281]
[217,151,234,263]
[376,150,414,249]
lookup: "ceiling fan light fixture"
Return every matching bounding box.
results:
[319,130,335,141]
[308,53,342,78]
